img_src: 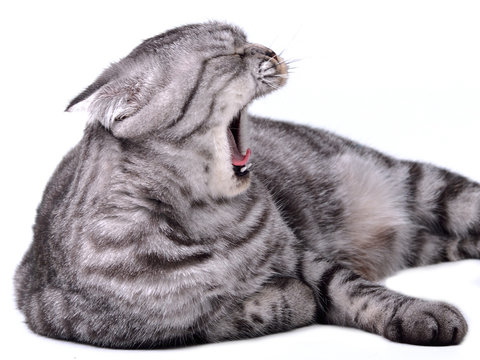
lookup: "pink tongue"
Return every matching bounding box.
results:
[227,129,251,166]
[232,148,251,166]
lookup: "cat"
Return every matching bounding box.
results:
[14,21,479,349]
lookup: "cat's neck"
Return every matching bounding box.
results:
[73,122,270,246]
[81,123,243,214]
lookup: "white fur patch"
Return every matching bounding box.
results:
[333,153,410,277]
[335,153,409,232]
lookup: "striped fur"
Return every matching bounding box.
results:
[14,22,477,348]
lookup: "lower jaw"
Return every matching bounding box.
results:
[233,172,251,194]
[233,165,250,177]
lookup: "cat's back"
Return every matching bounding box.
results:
[250,116,348,237]
[249,116,406,259]
[36,145,81,224]
[250,116,348,165]
[15,144,81,308]
[250,115,399,194]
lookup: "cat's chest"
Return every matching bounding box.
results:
[77,202,278,291]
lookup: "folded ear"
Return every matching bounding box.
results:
[66,70,148,131]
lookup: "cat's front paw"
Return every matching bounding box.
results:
[383,300,467,346]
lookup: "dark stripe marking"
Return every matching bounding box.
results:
[406,161,423,212]
[167,60,208,129]
[405,229,428,267]
[316,263,344,323]
[225,205,270,249]
[431,170,471,236]
[348,283,384,299]
[176,66,245,142]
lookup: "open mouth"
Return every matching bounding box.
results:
[227,111,251,177]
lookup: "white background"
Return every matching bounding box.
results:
[1,0,479,359]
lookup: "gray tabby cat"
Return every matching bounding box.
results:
[15,22,479,348]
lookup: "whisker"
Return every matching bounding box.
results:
[263,58,301,73]
[261,79,281,90]
[270,74,289,79]
[261,78,275,86]
[283,58,302,66]
[266,54,278,63]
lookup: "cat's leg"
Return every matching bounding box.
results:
[302,260,468,346]
[403,161,480,267]
[206,263,467,346]
[16,286,127,347]
[205,277,317,342]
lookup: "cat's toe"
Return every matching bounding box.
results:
[383,301,467,346]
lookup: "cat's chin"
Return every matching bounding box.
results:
[208,168,251,198]
[230,172,252,196]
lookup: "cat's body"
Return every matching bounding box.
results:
[15,22,479,348]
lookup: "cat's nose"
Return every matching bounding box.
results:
[236,43,288,85]
[238,44,279,61]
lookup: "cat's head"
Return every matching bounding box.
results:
[67,22,287,197]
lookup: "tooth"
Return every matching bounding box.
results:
[240,163,252,173]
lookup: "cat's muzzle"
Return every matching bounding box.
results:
[241,44,288,84]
